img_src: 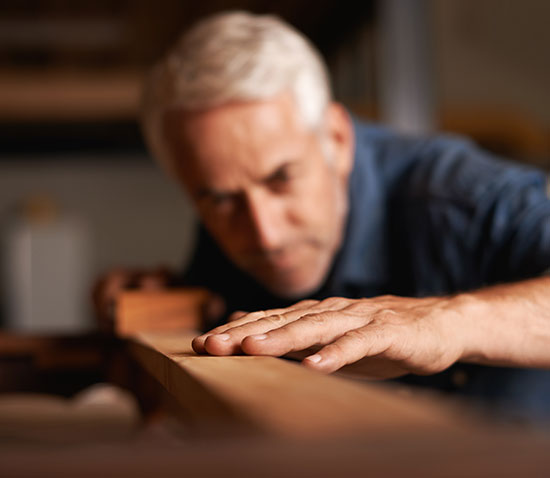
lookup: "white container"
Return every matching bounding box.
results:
[3,196,91,333]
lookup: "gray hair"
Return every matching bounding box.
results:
[141,11,332,174]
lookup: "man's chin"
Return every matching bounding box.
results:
[234,253,332,299]
[258,275,324,300]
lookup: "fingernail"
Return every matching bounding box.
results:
[250,334,268,341]
[306,354,322,364]
[214,333,230,341]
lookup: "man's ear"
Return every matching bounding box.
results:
[323,102,354,179]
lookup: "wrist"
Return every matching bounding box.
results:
[444,292,488,364]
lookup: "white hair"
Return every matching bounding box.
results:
[141,11,332,175]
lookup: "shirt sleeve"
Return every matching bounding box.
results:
[400,135,550,292]
[485,169,550,282]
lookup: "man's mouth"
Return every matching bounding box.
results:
[241,246,304,272]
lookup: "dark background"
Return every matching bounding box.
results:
[1,0,549,332]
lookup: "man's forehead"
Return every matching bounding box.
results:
[162,92,310,137]
[161,97,317,189]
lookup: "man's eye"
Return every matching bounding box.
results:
[211,194,233,208]
[273,169,289,181]
[267,169,293,189]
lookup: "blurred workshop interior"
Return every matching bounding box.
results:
[1,2,550,472]
[1,0,549,334]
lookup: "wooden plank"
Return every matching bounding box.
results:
[128,331,470,438]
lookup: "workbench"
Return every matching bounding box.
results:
[2,290,550,476]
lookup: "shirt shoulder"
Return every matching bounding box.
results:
[352,117,546,204]
[351,117,550,289]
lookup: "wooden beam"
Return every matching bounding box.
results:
[128,331,470,438]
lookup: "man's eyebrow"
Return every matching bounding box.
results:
[195,161,299,199]
[261,160,297,182]
[196,187,232,200]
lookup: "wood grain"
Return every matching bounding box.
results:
[128,331,471,438]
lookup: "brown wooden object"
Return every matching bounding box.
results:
[115,288,210,337]
[127,331,473,438]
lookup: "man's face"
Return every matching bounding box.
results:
[162,93,353,299]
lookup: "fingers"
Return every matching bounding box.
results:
[194,310,298,355]
[192,309,282,354]
[191,295,454,378]
[240,310,367,357]
[302,326,394,373]
[192,300,320,354]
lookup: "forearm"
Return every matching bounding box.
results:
[457,276,550,368]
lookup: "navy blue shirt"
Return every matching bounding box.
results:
[181,118,550,422]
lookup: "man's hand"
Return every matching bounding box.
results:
[192,295,472,377]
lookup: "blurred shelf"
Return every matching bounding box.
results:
[0,69,143,122]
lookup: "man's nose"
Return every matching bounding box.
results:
[244,190,285,250]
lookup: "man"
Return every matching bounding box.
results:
[110,11,550,418]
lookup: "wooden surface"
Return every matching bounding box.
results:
[2,330,550,476]
[128,331,474,438]
[3,428,550,478]
[115,289,209,337]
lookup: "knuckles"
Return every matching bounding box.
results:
[247,310,273,321]
[341,327,367,342]
[264,314,287,326]
[301,312,329,327]
[372,308,400,324]
[319,296,347,308]
[294,299,319,308]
